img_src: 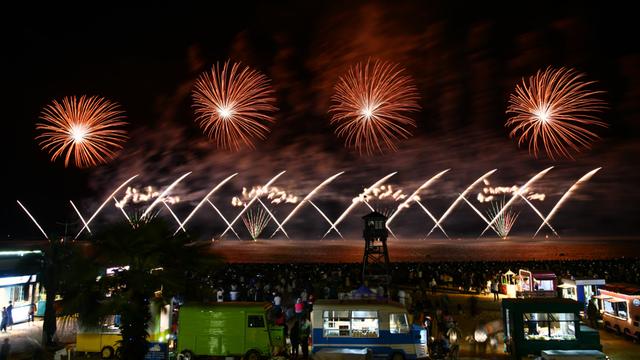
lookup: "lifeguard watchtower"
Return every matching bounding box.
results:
[362,211,391,288]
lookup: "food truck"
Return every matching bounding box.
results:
[0,250,43,324]
[311,300,428,360]
[501,298,601,359]
[595,283,640,339]
[559,278,606,314]
[501,270,518,298]
[517,270,557,298]
[176,302,285,360]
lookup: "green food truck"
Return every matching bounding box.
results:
[176,302,285,360]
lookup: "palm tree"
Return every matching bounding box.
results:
[60,215,222,359]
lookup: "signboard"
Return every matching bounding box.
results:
[145,342,167,360]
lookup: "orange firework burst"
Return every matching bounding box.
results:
[192,60,278,151]
[506,67,608,160]
[36,96,128,168]
[329,59,420,155]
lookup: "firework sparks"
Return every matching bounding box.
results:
[486,199,519,239]
[36,95,128,168]
[329,59,420,155]
[242,207,271,240]
[506,67,608,160]
[192,60,278,151]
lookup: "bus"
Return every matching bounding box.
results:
[311,300,428,360]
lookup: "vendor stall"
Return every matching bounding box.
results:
[596,283,640,339]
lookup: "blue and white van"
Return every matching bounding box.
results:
[311,300,428,360]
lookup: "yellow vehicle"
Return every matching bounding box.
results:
[76,316,122,359]
[75,302,171,359]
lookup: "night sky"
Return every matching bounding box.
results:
[6,3,640,240]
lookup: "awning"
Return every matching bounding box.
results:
[592,295,612,300]
[557,283,574,289]
[504,270,515,276]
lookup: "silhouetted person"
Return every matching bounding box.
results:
[0,338,10,360]
[289,320,300,359]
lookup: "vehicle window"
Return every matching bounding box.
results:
[323,310,351,337]
[523,312,576,341]
[390,313,409,334]
[351,310,379,338]
[248,315,265,328]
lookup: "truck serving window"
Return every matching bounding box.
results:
[523,313,576,341]
[323,310,350,337]
[248,315,265,328]
[351,311,379,338]
[390,313,409,334]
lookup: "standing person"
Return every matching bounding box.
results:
[216,288,224,302]
[28,302,37,324]
[587,299,599,328]
[273,292,282,312]
[0,307,7,332]
[430,278,437,295]
[294,298,304,318]
[299,317,311,359]
[446,322,461,360]
[289,320,300,359]
[492,280,500,302]
[6,302,12,330]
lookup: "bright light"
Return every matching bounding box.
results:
[218,107,232,118]
[361,107,374,118]
[70,124,88,142]
[535,106,551,123]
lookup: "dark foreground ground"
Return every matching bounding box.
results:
[209,236,640,263]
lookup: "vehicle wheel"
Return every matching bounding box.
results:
[624,328,631,338]
[115,348,122,359]
[181,350,195,360]
[101,346,114,359]
[391,352,404,360]
[244,349,261,360]
[614,325,622,335]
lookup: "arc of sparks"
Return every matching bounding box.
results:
[16,200,49,240]
[308,200,344,238]
[219,171,286,238]
[427,169,497,237]
[206,200,241,239]
[415,200,449,238]
[533,167,601,237]
[387,169,450,237]
[517,194,559,236]
[141,172,191,220]
[113,197,133,226]
[75,174,139,239]
[174,173,238,235]
[162,201,185,232]
[322,172,397,239]
[480,167,553,237]
[256,198,289,238]
[69,201,91,234]
[459,196,500,236]
[270,171,345,238]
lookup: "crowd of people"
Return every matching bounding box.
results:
[199,257,638,359]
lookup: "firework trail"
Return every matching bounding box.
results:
[69,201,91,234]
[207,200,241,239]
[270,172,345,238]
[533,167,601,237]
[192,60,278,151]
[387,169,450,238]
[75,174,139,239]
[322,172,397,238]
[162,201,185,232]
[36,95,128,168]
[113,197,133,226]
[516,194,558,236]
[220,171,286,238]
[16,201,49,240]
[480,167,553,237]
[428,169,497,237]
[506,67,607,160]
[256,198,289,238]
[308,201,344,238]
[459,196,500,236]
[242,207,271,240]
[174,173,238,235]
[329,59,420,155]
[141,172,191,220]
[486,199,519,238]
[415,200,448,238]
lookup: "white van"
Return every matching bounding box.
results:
[311,300,428,360]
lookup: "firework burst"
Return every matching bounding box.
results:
[192,60,278,151]
[486,199,519,239]
[506,67,607,160]
[36,96,127,168]
[329,59,421,155]
[242,207,271,240]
